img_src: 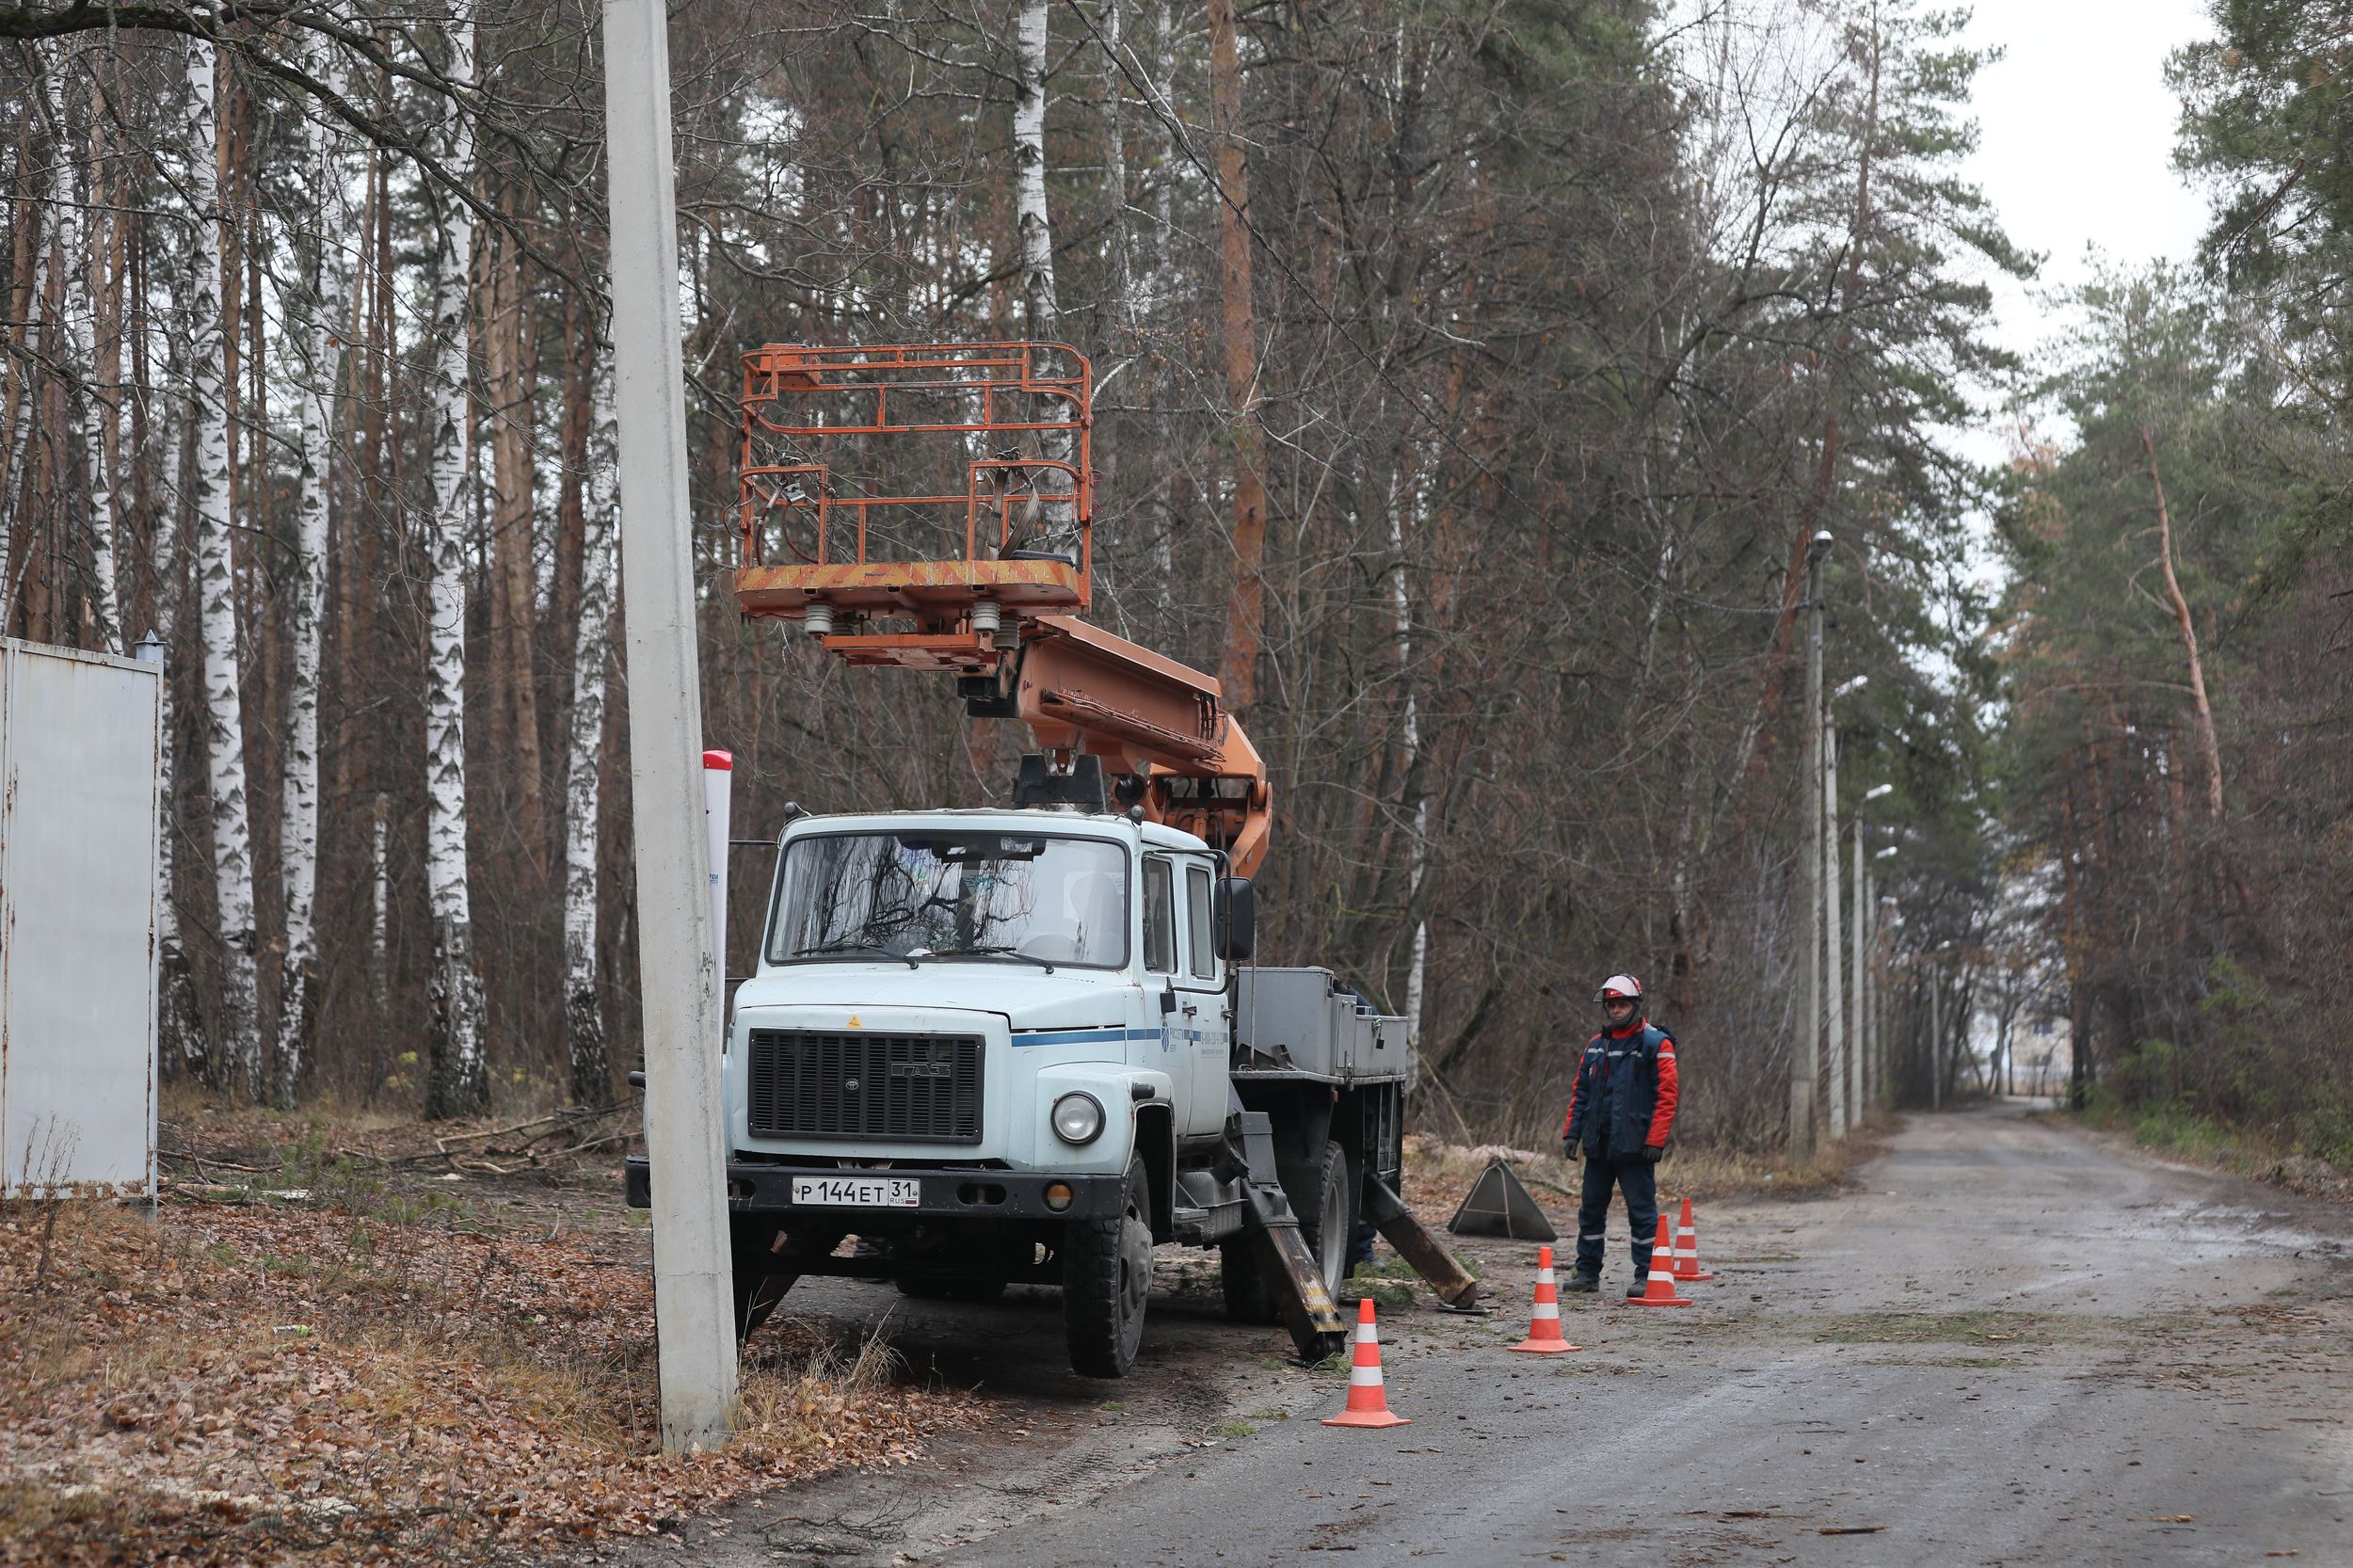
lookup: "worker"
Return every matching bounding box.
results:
[1559,973,1678,1296]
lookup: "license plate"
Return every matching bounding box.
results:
[792,1176,921,1208]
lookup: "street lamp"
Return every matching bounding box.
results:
[1864,782,1893,802]
[1875,844,1899,860]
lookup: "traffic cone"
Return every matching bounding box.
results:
[1672,1197,1716,1283]
[1509,1245,1582,1353]
[1322,1297,1410,1428]
[1627,1216,1692,1307]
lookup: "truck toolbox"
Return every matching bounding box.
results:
[625,1155,1125,1221]
[1235,967,1410,1082]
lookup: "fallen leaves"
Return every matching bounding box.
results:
[0,1192,971,1567]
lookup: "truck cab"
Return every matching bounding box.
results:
[630,804,1243,1376]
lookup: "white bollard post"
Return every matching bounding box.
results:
[704,750,732,1044]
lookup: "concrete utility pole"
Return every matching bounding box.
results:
[1793,531,1831,1159]
[600,0,738,1452]
[1929,959,1943,1112]
[1822,717,1845,1138]
[1852,831,1867,1128]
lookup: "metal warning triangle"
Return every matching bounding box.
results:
[1446,1159,1558,1241]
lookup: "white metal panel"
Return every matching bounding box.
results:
[0,639,162,1198]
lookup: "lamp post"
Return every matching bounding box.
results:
[1856,783,1891,1122]
[1823,677,1868,1135]
[1795,531,1833,1159]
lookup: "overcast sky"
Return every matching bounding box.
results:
[1927,0,2220,612]
[1955,0,2217,376]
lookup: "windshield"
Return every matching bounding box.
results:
[767,831,1130,968]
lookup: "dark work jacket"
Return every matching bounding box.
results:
[1561,1022,1679,1160]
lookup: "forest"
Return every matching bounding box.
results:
[0,0,2344,1160]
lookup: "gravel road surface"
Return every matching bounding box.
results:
[597,1103,2353,1567]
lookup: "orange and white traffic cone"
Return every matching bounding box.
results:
[1322,1297,1410,1428]
[1627,1216,1692,1307]
[1672,1196,1716,1283]
[1509,1245,1582,1353]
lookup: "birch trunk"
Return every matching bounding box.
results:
[2139,424,2225,820]
[1014,0,1058,340]
[424,8,488,1119]
[273,42,351,1107]
[51,54,120,649]
[152,114,201,1073]
[1012,0,1077,544]
[1102,0,1132,330]
[1383,456,1429,1048]
[185,38,263,1096]
[562,356,619,1105]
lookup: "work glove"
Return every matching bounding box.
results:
[1641,1144,1666,1163]
[1560,1135,1577,1161]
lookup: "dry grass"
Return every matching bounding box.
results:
[0,1173,968,1567]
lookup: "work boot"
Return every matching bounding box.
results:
[1562,1272,1599,1294]
[1625,1277,1648,1300]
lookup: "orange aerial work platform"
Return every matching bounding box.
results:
[731,341,1272,877]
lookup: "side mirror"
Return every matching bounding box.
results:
[1214,876,1256,963]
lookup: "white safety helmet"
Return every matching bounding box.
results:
[1593,973,1643,1006]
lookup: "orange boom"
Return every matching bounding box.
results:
[731,342,1272,877]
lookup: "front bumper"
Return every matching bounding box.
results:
[623,1156,1124,1222]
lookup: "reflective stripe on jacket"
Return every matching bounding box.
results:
[1561,1023,1679,1158]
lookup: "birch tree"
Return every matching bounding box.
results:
[1012,0,1078,543]
[273,41,352,1107]
[561,356,619,1105]
[185,36,263,1096]
[423,6,489,1118]
[50,49,120,649]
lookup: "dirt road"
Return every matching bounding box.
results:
[600,1104,2353,1567]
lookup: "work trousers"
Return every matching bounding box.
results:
[1573,1154,1658,1281]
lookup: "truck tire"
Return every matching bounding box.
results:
[1063,1157,1153,1378]
[1220,1139,1355,1323]
[1305,1139,1357,1299]
[730,1219,798,1341]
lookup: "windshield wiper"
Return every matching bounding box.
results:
[795,941,920,969]
[928,944,1056,973]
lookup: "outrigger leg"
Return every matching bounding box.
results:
[1361,1176,1481,1310]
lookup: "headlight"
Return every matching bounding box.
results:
[1050,1091,1106,1146]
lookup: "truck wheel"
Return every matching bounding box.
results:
[730,1220,798,1341]
[1063,1158,1152,1378]
[1303,1140,1357,1298]
[1220,1140,1355,1323]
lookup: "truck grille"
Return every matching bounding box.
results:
[745,1030,984,1144]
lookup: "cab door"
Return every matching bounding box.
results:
[1137,856,1195,1128]
[1176,858,1229,1134]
